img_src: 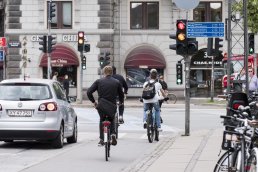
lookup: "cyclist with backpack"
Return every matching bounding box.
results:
[142,69,166,131]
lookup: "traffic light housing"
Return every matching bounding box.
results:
[99,54,105,69]
[187,38,198,55]
[47,35,56,53]
[248,33,255,54]
[84,44,90,52]
[169,34,177,51]
[39,35,47,53]
[176,62,183,85]
[104,52,111,66]
[215,38,223,56]
[48,2,56,21]
[78,31,84,52]
[176,20,188,55]
[82,56,86,70]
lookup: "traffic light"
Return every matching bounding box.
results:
[215,38,223,56]
[104,52,111,66]
[48,2,56,21]
[187,38,198,55]
[99,54,105,69]
[78,31,84,52]
[47,35,56,53]
[176,61,183,85]
[39,35,47,53]
[169,34,177,51]
[207,38,213,56]
[82,56,86,70]
[84,44,90,52]
[176,20,188,55]
[248,33,255,54]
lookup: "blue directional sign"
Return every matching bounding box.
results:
[187,22,224,38]
[0,50,4,61]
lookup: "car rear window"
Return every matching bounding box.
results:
[0,83,52,101]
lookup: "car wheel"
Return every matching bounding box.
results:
[67,121,77,144]
[52,124,64,149]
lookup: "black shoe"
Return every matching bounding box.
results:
[111,134,117,146]
[160,117,163,124]
[143,122,147,129]
[119,116,124,124]
[98,139,104,147]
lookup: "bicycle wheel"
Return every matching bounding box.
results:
[247,148,258,172]
[168,93,177,104]
[214,150,240,172]
[114,113,119,139]
[147,112,154,143]
[154,125,159,141]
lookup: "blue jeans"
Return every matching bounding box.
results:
[143,102,161,128]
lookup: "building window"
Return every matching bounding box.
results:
[48,1,72,29]
[193,2,222,22]
[130,2,159,29]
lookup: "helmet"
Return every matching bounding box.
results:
[150,69,157,74]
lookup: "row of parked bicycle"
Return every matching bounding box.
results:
[214,92,258,172]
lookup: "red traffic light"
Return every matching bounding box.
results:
[78,31,84,45]
[177,22,185,30]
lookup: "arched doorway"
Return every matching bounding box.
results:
[124,45,166,88]
[190,48,224,97]
[39,44,79,87]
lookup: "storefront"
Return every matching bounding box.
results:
[39,44,79,96]
[190,48,224,97]
[124,45,166,88]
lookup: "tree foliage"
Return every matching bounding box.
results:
[232,0,258,33]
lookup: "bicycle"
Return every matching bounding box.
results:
[167,92,177,104]
[102,115,111,161]
[114,102,122,139]
[145,103,159,143]
[214,107,258,172]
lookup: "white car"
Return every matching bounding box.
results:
[0,78,77,148]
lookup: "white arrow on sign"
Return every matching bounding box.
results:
[173,0,199,10]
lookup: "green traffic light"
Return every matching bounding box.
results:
[249,48,254,54]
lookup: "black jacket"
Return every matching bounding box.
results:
[87,75,124,104]
[112,74,128,94]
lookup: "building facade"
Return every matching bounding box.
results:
[0,0,240,98]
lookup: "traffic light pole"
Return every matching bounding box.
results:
[184,55,190,136]
[77,51,83,104]
[47,0,52,79]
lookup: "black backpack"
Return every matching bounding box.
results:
[142,81,156,99]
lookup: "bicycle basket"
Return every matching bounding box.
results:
[221,130,240,150]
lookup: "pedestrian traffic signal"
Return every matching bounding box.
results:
[84,44,90,52]
[39,35,47,53]
[176,62,183,85]
[78,31,84,52]
[99,54,105,69]
[207,38,213,56]
[82,56,86,70]
[248,33,255,54]
[176,20,188,55]
[187,38,198,55]
[48,2,56,21]
[215,38,223,56]
[47,35,56,53]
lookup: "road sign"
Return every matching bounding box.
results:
[187,22,224,38]
[174,0,199,10]
[0,37,6,47]
[0,50,4,61]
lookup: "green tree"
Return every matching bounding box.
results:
[233,0,258,33]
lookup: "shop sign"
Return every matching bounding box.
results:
[8,41,21,48]
[31,35,87,42]
[51,58,68,67]
[193,61,222,65]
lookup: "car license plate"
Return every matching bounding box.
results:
[8,110,33,117]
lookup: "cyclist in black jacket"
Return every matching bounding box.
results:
[112,66,128,124]
[87,66,124,146]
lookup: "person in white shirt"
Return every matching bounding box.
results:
[142,69,166,131]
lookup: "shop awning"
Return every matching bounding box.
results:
[124,46,166,69]
[39,44,79,67]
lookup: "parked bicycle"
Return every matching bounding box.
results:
[214,106,258,172]
[145,103,159,143]
[167,92,177,104]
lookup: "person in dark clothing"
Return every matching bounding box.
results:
[63,74,70,99]
[158,75,168,108]
[87,66,124,146]
[112,66,128,124]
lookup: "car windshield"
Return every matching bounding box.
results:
[0,83,52,101]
